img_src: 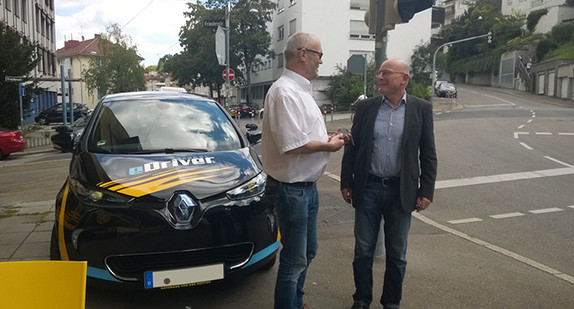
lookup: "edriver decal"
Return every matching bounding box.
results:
[128,156,216,176]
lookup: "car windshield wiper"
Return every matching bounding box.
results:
[127,148,209,154]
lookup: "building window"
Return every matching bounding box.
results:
[277,0,284,13]
[13,0,20,16]
[350,20,373,40]
[289,19,296,36]
[278,25,284,41]
[289,0,296,5]
[278,53,284,68]
[350,0,368,10]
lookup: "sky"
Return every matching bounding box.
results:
[54,0,192,68]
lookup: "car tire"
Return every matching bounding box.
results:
[38,117,49,125]
[0,149,5,160]
[50,223,61,260]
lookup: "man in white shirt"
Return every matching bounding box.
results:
[262,32,347,309]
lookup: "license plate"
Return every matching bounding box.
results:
[144,264,224,289]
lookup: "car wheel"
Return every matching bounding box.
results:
[50,223,61,260]
[0,149,5,160]
[38,117,49,125]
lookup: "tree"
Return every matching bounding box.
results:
[0,23,41,129]
[167,0,275,103]
[326,62,376,111]
[83,24,145,98]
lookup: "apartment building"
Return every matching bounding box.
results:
[55,34,102,109]
[246,0,432,107]
[1,0,58,121]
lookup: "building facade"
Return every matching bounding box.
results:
[246,0,432,107]
[1,0,59,121]
[55,34,102,109]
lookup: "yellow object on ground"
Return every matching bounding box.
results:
[0,260,87,309]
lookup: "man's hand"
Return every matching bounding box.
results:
[327,133,346,152]
[341,188,352,204]
[415,197,431,212]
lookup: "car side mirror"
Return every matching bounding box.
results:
[245,123,258,131]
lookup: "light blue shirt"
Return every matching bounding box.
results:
[369,94,407,178]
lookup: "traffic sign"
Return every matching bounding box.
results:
[223,68,235,81]
[347,54,366,75]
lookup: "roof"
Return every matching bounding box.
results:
[56,35,102,59]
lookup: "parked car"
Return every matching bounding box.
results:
[0,128,27,160]
[437,82,457,98]
[50,115,90,152]
[433,80,447,95]
[231,103,260,118]
[34,103,90,125]
[50,91,278,290]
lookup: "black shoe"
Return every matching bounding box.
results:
[351,304,369,309]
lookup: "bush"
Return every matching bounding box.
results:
[408,83,432,101]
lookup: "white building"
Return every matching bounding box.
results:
[246,0,432,107]
[502,0,574,34]
[1,0,59,121]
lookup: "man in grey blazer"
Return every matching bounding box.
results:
[341,58,437,309]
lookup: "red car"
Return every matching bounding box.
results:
[0,128,27,159]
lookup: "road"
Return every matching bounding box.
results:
[1,85,573,308]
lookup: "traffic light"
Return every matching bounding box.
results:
[365,0,434,33]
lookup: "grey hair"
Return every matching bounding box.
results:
[284,32,316,61]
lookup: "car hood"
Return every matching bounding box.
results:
[73,148,261,200]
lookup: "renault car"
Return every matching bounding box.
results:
[50,91,278,290]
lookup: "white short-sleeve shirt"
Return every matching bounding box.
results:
[261,69,329,183]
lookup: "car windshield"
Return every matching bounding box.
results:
[87,96,242,154]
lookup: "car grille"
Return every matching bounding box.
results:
[105,242,254,281]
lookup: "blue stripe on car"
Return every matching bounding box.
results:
[87,266,121,282]
[242,240,280,268]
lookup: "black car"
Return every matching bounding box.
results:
[50,115,90,152]
[35,103,90,125]
[50,91,278,290]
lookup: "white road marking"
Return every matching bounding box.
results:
[448,218,483,224]
[535,132,552,135]
[558,132,574,136]
[325,170,574,286]
[544,156,574,168]
[483,94,516,106]
[490,212,525,219]
[514,132,529,138]
[518,125,525,129]
[435,167,574,189]
[527,119,533,123]
[529,207,563,214]
[519,142,533,150]
[414,212,574,285]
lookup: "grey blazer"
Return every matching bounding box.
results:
[340,94,438,212]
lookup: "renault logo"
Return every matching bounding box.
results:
[169,194,196,222]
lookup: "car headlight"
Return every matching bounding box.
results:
[69,178,133,207]
[226,173,266,201]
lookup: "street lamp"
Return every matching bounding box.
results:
[431,31,492,104]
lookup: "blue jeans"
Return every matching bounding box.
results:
[353,179,412,309]
[271,183,318,309]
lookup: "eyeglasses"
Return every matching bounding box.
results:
[297,47,323,59]
[378,70,406,77]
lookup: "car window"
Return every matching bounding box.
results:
[87,97,242,154]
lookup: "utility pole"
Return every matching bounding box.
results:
[374,0,387,72]
[225,0,231,108]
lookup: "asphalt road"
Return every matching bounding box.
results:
[1,85,573,308]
